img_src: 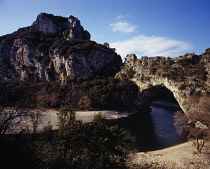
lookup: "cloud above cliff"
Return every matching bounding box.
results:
[110,22,137,33]
[110,35,193,58]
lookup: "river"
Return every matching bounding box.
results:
[109,102,188,151]
[7,103,187,151]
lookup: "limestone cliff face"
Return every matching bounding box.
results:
[116,51,210,116]
[0,13,121,82]
[31,13,90,40]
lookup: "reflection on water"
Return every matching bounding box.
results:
[110,103,187,151]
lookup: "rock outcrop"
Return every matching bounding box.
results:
[0,13,121,82]
[31,13,90,40]
[116,50,210,117]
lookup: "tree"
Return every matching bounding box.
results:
[35,107,135,168]
[35,105,82,168]
[85,113,136,168]
[20,110,43,134]
[174,96,210,153]
[0,106,27,140]
[56,105,78,137]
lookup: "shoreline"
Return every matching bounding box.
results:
[131,141,210,169]
[7,109,129,133]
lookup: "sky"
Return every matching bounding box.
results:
[0,0,210,59]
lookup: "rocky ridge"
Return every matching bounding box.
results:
[0,13,121,82]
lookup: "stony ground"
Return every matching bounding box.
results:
[129,141,210,169]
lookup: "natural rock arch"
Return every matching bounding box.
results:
[116,53,210,117]
[133,79,186,113]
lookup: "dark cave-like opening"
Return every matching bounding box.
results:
[152,85,179,105]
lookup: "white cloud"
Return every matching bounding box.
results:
[110,22,137,33]
[110,35,193,58]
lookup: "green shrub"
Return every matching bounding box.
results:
[150,67,157,75]
[177,57,192,67]
[35,109,135,169]
[178,84,186,90]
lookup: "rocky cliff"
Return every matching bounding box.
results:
[1,13,210,119]
[116,50,210,117]
[31,13,91,40]
[0,13,121,82]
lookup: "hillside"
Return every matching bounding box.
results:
[0,13,122,82]
[0,13,141,111]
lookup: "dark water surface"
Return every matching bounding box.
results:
[110,103,187,151]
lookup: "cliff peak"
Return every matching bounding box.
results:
[0,13,121,83]
[31,13,90,40]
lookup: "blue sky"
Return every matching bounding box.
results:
[0,0,210,59]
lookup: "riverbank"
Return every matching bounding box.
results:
[130,141,210,169]
[9,110,129,133]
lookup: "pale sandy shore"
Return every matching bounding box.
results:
[131,141,210,169]
[9,110,128,133]
[42,110,128,130]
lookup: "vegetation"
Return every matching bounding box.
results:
[0,106,26,140]
[0,106,136,169]
[148,54,208,83]
[0,73,138,111]
[34,107,135,169]
[174,96,210,153]
[1,13,210,168]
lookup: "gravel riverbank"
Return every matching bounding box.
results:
[130,141,210,169]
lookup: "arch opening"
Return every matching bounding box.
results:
[146,86,188,150]
[151,85,179,105]
[107,85,188,151]
[130,85,188,151]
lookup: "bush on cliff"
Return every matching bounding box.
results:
[148,54,207,83]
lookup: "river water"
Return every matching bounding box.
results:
[8,103,187,151]
[110,103,187,151]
